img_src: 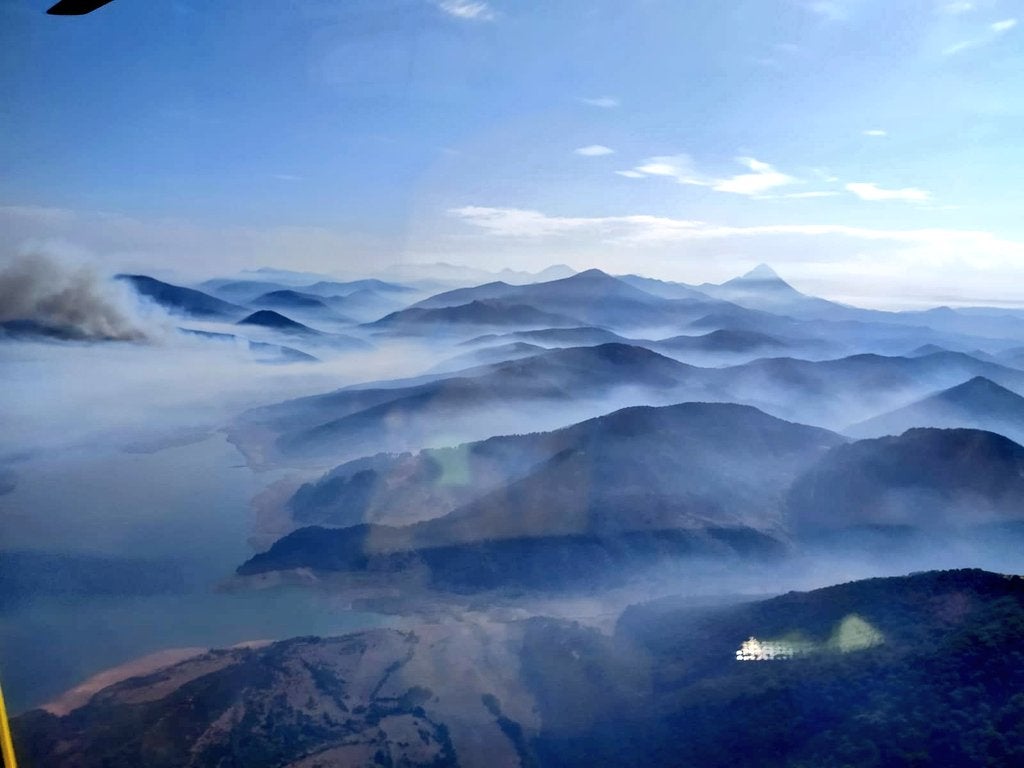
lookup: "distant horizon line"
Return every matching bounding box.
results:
[149,260,1024,314]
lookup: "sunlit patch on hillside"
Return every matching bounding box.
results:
[828,614,884,653]
[736,614,884,661]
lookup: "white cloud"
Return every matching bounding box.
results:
[578,96,619,108]
[632,154,704,183]
[991,18,1018,33]
[447,206,1015,255]
[863,129,887,137]
[623,155,797,197]
[574,145,615,157]
[436,1,495,21]
[615,170,646,178]
[712,157,797,196]
[845,182,931,202]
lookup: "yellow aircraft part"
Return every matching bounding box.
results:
[0,678,17,768]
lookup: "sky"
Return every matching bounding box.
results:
[1,0,1023,307]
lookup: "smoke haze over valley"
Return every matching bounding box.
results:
[4,250,1024,768]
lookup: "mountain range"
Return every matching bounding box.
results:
[233,343,698,465]
[282,401,843,537]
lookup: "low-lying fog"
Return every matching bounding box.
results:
[0,341,418,711]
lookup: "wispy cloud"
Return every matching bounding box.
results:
[714,158,797,195]
[631,154,705,184]
[621,155,798,197]
[943,16,1017,54]
[447,206,1004,250]
[863,129,887,137]
[574,145,615,157]
[845,182,931,202]
[436,1,495,21]
[578,96,620,108]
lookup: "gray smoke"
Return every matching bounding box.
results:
[0,253,151,342]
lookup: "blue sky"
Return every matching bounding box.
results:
[1,0,1023,306]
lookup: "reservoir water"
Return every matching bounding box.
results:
[0,433,384,713]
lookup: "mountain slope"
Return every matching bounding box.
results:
[402,402,843,547]
[200,278,291,303]
[413,269,727,329]
[364,300,584,334]
[707,351,1024,428]
[696,264,862,320]
[237,310,322,335]
[241,403,844,585]
[285,401,845,533]
[847,376,1024,442]
[786,427,1024,533]
[654,328,790,354]
[117,275,245,319]
[460,326,631,348]
[235,343,699,464]
[596,569,1024,768]
[296,278,412,297]
[429,341,549,372]
[251,289,329,310]
[617,274,710,300]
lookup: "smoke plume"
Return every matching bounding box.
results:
[0,253,151,342]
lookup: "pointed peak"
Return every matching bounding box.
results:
[952,376,1012,393]
[934,376,1024,406]
[741,263,782,281]
[572,268,614,279]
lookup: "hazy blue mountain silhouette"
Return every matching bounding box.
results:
[364,300,584,333]
[237,309,322,335]
[787,427,1024,533]
[236,344,700,463]
[244,403,842,580]
[847,376,1024,443]
[251,289,329,310]
[117,274,245,319]
[286,401,844,533]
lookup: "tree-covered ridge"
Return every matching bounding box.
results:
[527,569,1024,767]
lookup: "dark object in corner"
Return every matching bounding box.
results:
[47,0,114,15]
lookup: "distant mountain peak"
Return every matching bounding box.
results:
[238,309,317,334]
[569,267,615,280]
[943,376,1020,401]
[739,263,783,281]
